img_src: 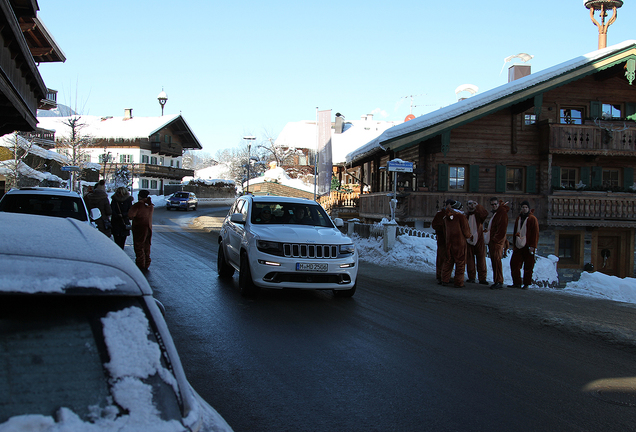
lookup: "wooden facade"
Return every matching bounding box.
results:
[347,42,636,282]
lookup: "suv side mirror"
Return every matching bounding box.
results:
[333,218,344,227]
[90,208,102,221]
[230,213,245,224]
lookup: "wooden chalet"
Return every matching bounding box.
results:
[345,40,636,282]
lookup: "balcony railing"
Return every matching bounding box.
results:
[548,123,636,154]
[548,191,636,226]
[102,163,194,180]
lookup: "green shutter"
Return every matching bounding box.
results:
[495,165,506,193]
[438,163,449,191]
[526,166,537,193]
[590,101,602,119]
[624,167,634,190]
[469,165,479,192]
[591,166,602,188]
[551,166,561,189]
[580,166,591,187]
[626,102,636,121]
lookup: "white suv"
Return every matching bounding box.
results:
[218,195,358,297]
[0,187,100,224]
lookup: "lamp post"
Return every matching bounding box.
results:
[243,136,256,194]
[158,89,168,116]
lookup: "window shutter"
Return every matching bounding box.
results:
[526,165,537,193]
[624,167,634,190]
[438,164,449,191]
[469,165,479,192]
[590,101,602,119]
[591,166,602,187]
[551,166,561,189]
[495,165,506,193]
[626,102,636,121]
[580,166,590,187]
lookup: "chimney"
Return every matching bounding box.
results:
[508,65,531,82]
[124,108,133,120]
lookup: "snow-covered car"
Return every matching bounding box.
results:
[217,195,358,297]
[166,192,198,211]
[0,212,233,432]
[0,186,101,225]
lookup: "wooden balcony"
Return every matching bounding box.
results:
[546,122,636,156]
[548,191,636,228]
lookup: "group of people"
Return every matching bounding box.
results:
[433,197,539,290]
[83,181,155,272]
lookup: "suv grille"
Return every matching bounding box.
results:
[283,243,338,259]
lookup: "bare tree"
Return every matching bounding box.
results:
[54,116,98,190]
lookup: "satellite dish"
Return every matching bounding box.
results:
[455,84,478,100]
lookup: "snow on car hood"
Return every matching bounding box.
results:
[251,225,352,244]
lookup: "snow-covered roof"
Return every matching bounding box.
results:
[37,114,203,149]
[275,115,402,164]
[347,40,636,163]
[0,133,68,164]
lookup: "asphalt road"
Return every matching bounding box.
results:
[132,204,636,432]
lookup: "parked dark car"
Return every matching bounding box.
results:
[166,192,198,211]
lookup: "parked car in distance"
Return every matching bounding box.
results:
[218,195,358,297]
[0,186,100,225]
[167,191,198,211]
[0,212,233,432]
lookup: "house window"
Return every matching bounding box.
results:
[561,168,577,188]
[141,155,149,163]
[120,154,132,163]
[506,167,524,191]
[98,154,112,163]
[160,157,165,166]
[175,160,179,168]
[141,179,149,188]
[560,108,583,125]
[558,233,581,266]
[602,103,622,119]
[150,156,157,165]
[150,180,158,189]
[170,159,174,167]
[449,166,466,190]
[602,169,619,187]
[164,134,171,143]
[524,114,536,125]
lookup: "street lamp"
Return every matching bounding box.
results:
[243,136,256,194]
[158,89,168,116]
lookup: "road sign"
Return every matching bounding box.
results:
[387,160,413,173]
[61,166,80,172]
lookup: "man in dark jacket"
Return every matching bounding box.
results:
[110,187,133,249]
[509,200,540,289]
[431,207,446,284]
[485,197,509,290]
[128,190,154,271]
[84,180,112,237]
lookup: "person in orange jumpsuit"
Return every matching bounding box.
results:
[431,207,446,284]
[440,200,471,288]
[465,200,489,285]
[484,197,509,290]
[128,190,155,272]
[509,201,540,289]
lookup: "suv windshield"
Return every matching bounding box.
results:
[0,295,182,424]
[173,193,188,199]
[251,201,333,227]
[0,194,88,221]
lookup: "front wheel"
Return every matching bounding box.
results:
[239,253,258,296]
[217,243,235,278]
[333,282,357,298]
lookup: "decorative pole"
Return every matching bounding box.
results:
[585,0,623,49]
[158,89,168,116]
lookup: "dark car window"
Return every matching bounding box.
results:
[0,295,182,424]
[0,194,88,221]
[173,192,188,199]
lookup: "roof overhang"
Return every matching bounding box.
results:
[152,115,202,150]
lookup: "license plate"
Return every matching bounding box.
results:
[296,263,328,272]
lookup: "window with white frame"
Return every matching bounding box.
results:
[120,154,132,163]
[141,155,149,163]
[141,179,149,188]
[150,180,158,189]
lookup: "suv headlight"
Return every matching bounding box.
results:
[339,244,356,256]
[257,240,284,256]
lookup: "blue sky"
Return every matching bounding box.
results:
[37,1,636,156]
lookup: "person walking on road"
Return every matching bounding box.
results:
[432,207,447,284]
[465,199,489,285]
[110,187,133,250]
[128,190,154,272]
[440,200,471,288]
[509,201,540,290]
[84,180,112,238]
[484,197,509,290]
